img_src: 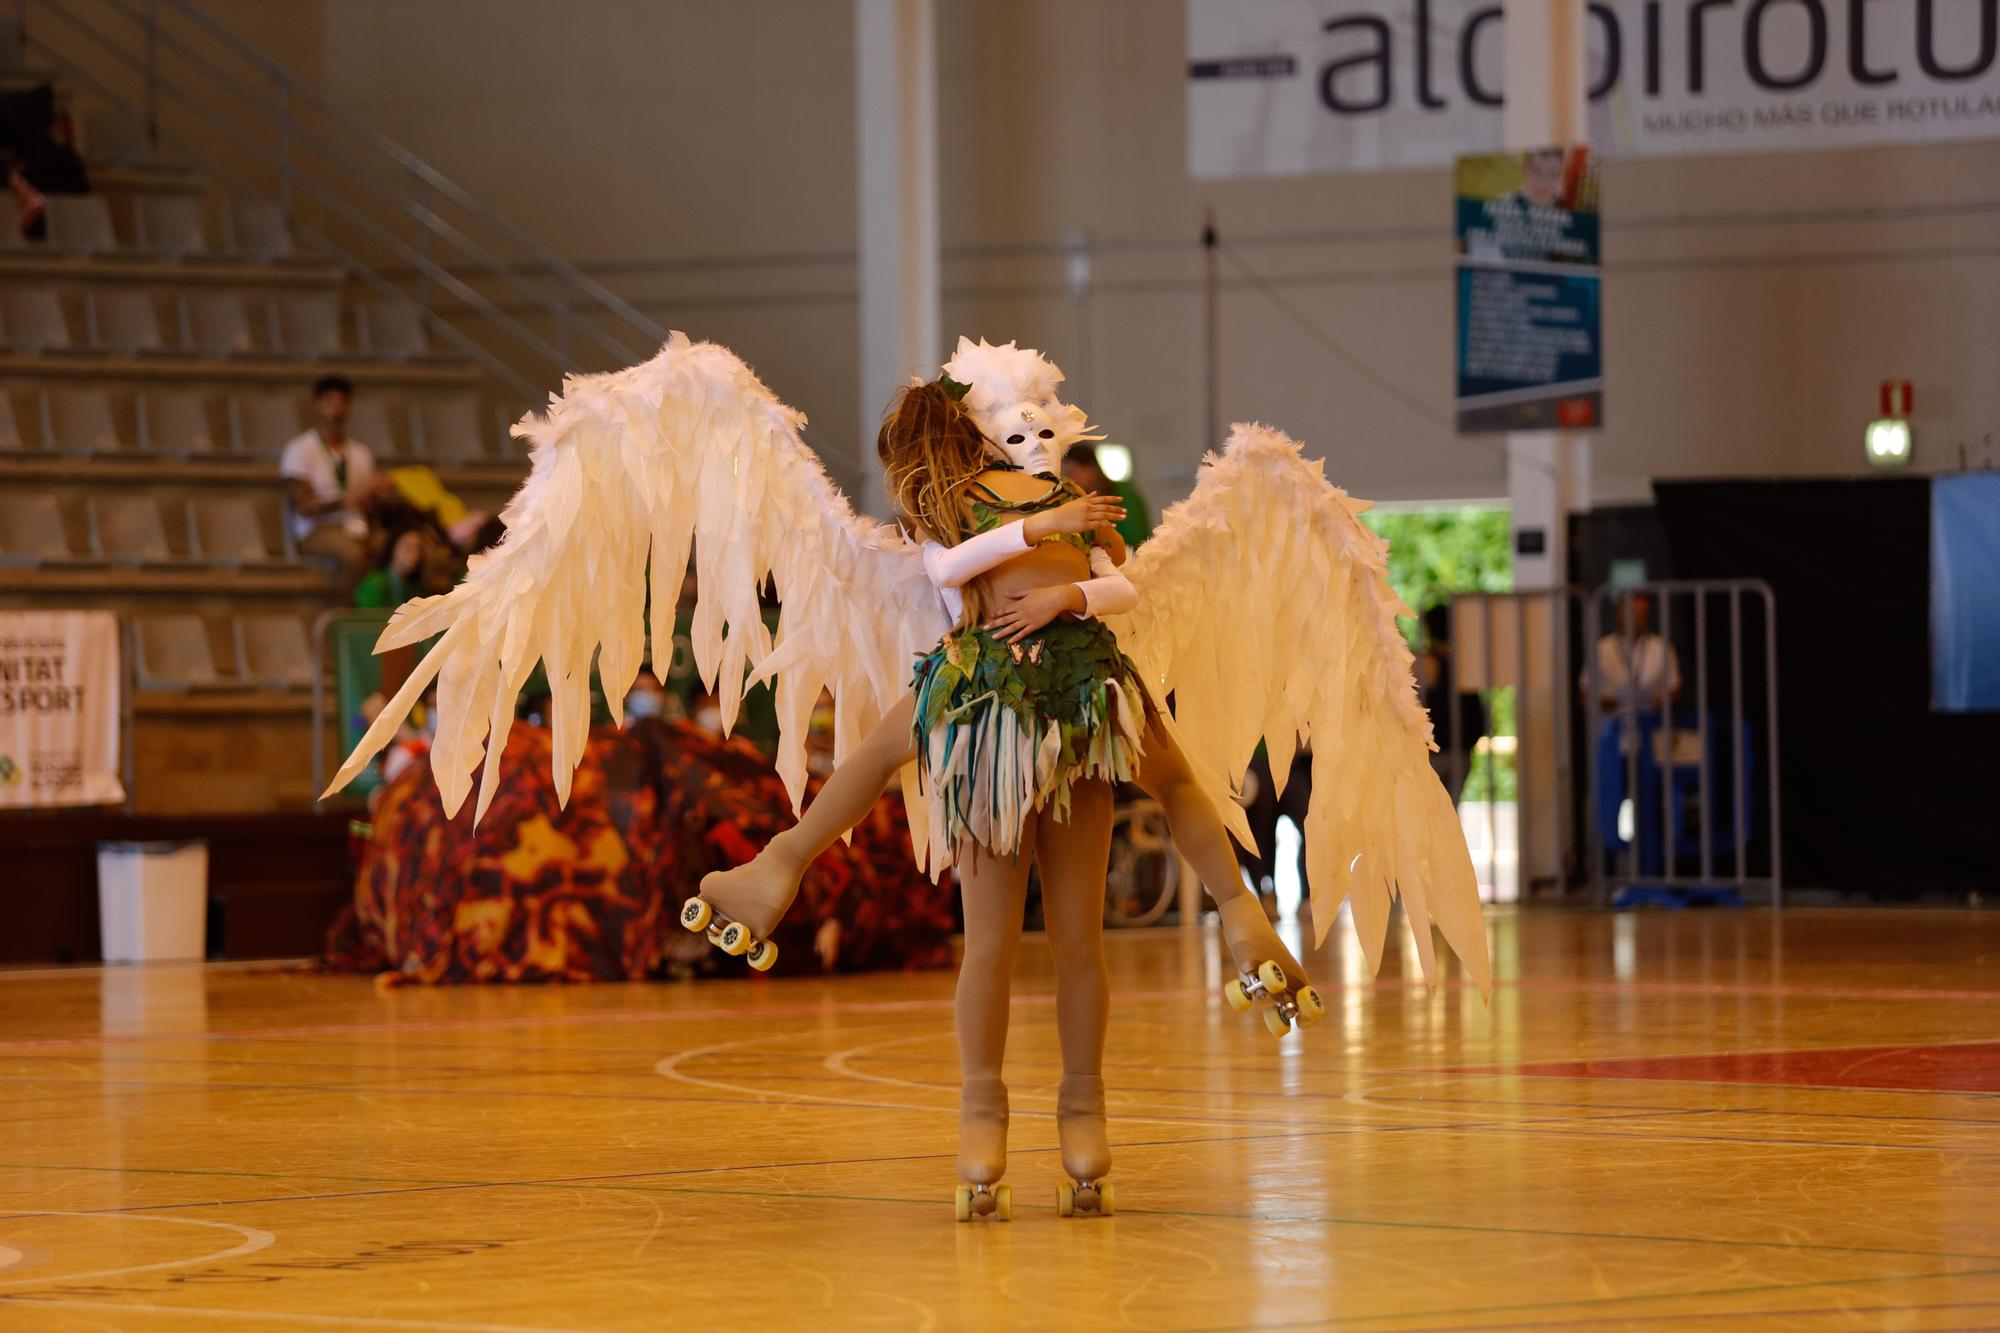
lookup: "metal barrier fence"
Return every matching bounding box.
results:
[1583,580,1781,908]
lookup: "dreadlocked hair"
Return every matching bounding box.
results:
[878,379,994,629]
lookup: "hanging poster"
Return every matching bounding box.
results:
[1455,145,1603,432]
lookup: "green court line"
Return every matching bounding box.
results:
[4,1158,1996,1266]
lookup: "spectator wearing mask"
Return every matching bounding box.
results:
[1062,444,1153,548]
[281,374,379,591]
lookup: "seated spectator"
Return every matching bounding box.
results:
[0,83,87,236]
[281,374,380,591]
[354,525,429,609]
[381,463,494,553]
[1063,444,1153,547]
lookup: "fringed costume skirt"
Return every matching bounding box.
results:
[909,617,1152,865]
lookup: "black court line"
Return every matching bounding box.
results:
[14,1067,1988,1158]
[6,1112,1997,1266]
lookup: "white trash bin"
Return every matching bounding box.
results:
[96,841,209,963]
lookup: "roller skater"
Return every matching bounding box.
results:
[327,333,1491,1223]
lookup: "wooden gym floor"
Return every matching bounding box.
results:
[2,906,1997,1332]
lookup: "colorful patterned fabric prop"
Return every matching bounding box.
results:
[325,718,954,983]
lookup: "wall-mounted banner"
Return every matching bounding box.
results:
[1456,146,1603,432]
[0,611,124,809]
[1189,0,2000,178]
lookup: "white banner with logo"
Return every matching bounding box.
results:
[1189,0,2000,178]
[0,611,124,808]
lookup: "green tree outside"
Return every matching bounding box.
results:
[1361,507,1516,801]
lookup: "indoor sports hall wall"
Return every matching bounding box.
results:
[115,0,2000,505]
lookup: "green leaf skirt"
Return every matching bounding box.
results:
[909,617,1153,864]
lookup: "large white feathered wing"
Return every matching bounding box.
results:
[1108,424,1491,996]
[323,334,947,839]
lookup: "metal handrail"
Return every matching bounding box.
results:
[153,0,662,345]
[25,0,664,398]
[76,0,647,369]
[29,37,543,399]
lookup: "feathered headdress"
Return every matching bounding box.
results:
[941,336,1102,451]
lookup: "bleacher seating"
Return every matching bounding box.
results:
[138,388,220,455]
[344,394,398,458]
[225,199,293,260]
[92,493,190,564]
[135,194,208,258]
[91,289,166,355]
[43,386,122,452]
[46,195,120,256]
[0,491,76,563]
[134,613,224,690]
[418,394,486,464]
[234,613,315,689]
[362,296,428,359]
[0,93,527,814]
[0,389,23,450]
[276,290,342,358]
[230,391,302,456]
[186,289,255,356]
[4,286,73,351]
[189,493,288,564]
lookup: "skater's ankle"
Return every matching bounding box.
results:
[761,835,812,880]
[1056,1073,1105,1116]
[962,1071,1008,1098]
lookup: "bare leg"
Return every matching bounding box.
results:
[696,695,918,936]
[955,821,1035,1189]
[1035,779,1115,1187]
[1132,720,1313,990]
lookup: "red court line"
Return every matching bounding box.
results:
[1493,1040,2000,1094]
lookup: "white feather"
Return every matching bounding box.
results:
[323,334,949,844]
[1106,423,1491,997]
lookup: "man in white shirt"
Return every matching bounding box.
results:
[1586,591,1682,714]
[280,374,378,590]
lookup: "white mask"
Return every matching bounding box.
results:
[941,337,1102,475]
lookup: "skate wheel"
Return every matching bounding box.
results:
[1097,1180,1115,1216]
[1257,959,1289,995]
[717,921,752,956]
[1263,1006,1291,1038]
[954,1183,973,1222]
[679,897,712,932]
[1056,1180,1075,1217]
[745,937,778,972]
[993,1183,1011,1221]
[1223,978,1252,1012]
[1294,985,1325,1026]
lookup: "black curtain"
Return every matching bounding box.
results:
[1654,478,2000,898]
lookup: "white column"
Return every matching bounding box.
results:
[1502,0,1590,895]
[1503,0,1589,593]
[855,0,939,517]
